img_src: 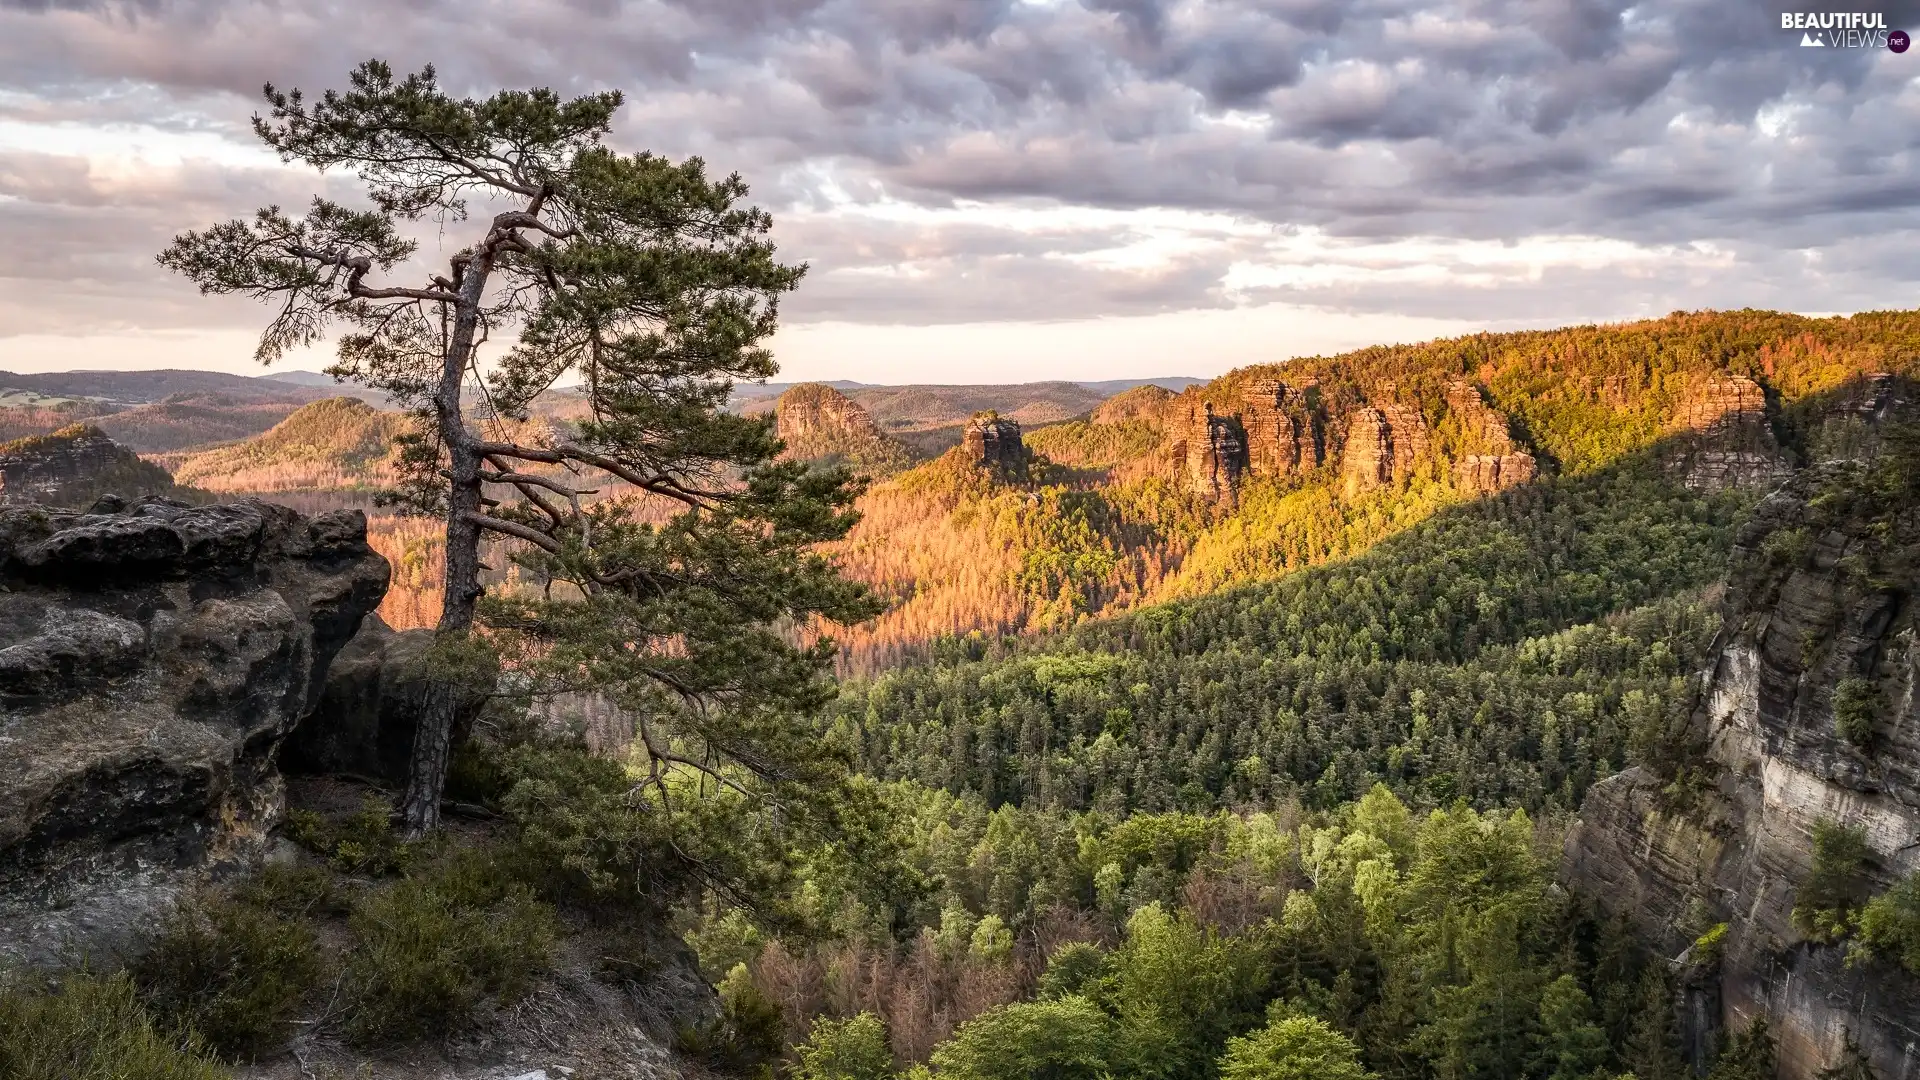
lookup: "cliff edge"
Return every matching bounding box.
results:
[1564,382,1920,1077]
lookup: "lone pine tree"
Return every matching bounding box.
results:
[162,60,875,836]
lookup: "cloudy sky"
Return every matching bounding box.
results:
[1,0,1917,383]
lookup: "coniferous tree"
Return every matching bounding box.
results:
[161,60,874,835]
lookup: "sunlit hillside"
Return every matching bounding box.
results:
[166,397,410,493]
[824,309,1920,670]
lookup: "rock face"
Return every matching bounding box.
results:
[775,383,911,475]
[0,424,179,507]
[1447,382,1537,495]
[0,496,388,968]
[963,412,1028,473]
[1339,403,1430,497]
[1563,452,1920,1078]
[1241,380,1325,480]
[1670,374,1793,492]
[1167,380,1324,501]
[284,613,443,786]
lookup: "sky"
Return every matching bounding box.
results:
[0,0,1917,385]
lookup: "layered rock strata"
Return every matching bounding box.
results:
[1563,454,1920,1078]
[1671,373,1793,492]
[774,383,911,474]
[0,424,178,507]
[964,412,1028,473]
[1447,382,1537,495]
[0,496,388,967]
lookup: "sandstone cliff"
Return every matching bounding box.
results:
[774,383,912,475]
[0,496,389,969]
[963,411,1028,474]
[1670,373,1794,492]
[0,423,183,507]
[1564,391,1920,1077]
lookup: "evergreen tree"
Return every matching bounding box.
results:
[160,60,873,835]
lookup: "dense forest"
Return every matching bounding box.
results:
[822,310,1920,671]
[7,310,1917,1080]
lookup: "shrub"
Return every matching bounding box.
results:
[675,964,786,1078]
[1833,678,1882,751]
[0,971,226,1080]
[284,796,413,876]
[1853,872,1920,973]
[929,996,1113,1080]
[795,1012,895,1080]
[1217,1015,1376,1080]
[1792,820,1873,943]
[232,862,344,918]
[134,890,323,1061]
[342,848,558,1047]
[1691,922,1729,964]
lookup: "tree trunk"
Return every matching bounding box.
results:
[400,250,495,839]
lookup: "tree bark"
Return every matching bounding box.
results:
[400,248,495,839]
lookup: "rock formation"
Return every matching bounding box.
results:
[1670,373,1793,492]
[1563,450,1920,1077]
[1165,380,1324,501]
[964,411,1028,473]
[1446,382,1538,495]
[285,613,450,786]
[774,383,911,475]
[0,496,388,968]
[0,423,180,507]
[1240,380,1325,479]
[1339,403,1430,497]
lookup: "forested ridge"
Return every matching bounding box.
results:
[825,309,1920,671]
[833,450,1744,816]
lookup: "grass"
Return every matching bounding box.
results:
[0,972,227,1080]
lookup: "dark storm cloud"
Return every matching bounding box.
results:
[0,0,1917,339]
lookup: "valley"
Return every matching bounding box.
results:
[4,308,1919,1080]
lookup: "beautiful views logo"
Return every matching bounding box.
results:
[1781,10,1902,47]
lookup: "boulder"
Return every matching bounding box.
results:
[0,496,388,968]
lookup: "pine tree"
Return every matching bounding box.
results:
[161,60,874,835]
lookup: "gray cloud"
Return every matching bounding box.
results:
[0,0,1917,347]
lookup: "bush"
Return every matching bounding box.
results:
[675,964,786,1078]
[1833,678,1882,750]
[795,1012,894,1080]
[1792,820,1873,943]
[0,972,226,1080]
[134,889,323,1061]
[1854,872,1920,973]
[343,848,558,1047]
[1217,1015,1376,1080]
[232,862,344,918]
[929,996,1113,1080]
[284,796,413,876]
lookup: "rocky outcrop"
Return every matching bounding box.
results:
[1563,453,1920,1078]
[0,423,180,507]
[1241,380,1325,480]
[775,383,910,475]
[1166,380,1324,501]
[1670,374,1793,492]
[1447,382,1537,495]
[0,496,388,968]
[284,613,447,786]
[964,412,1028,473]
[1339,403,1430,497]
